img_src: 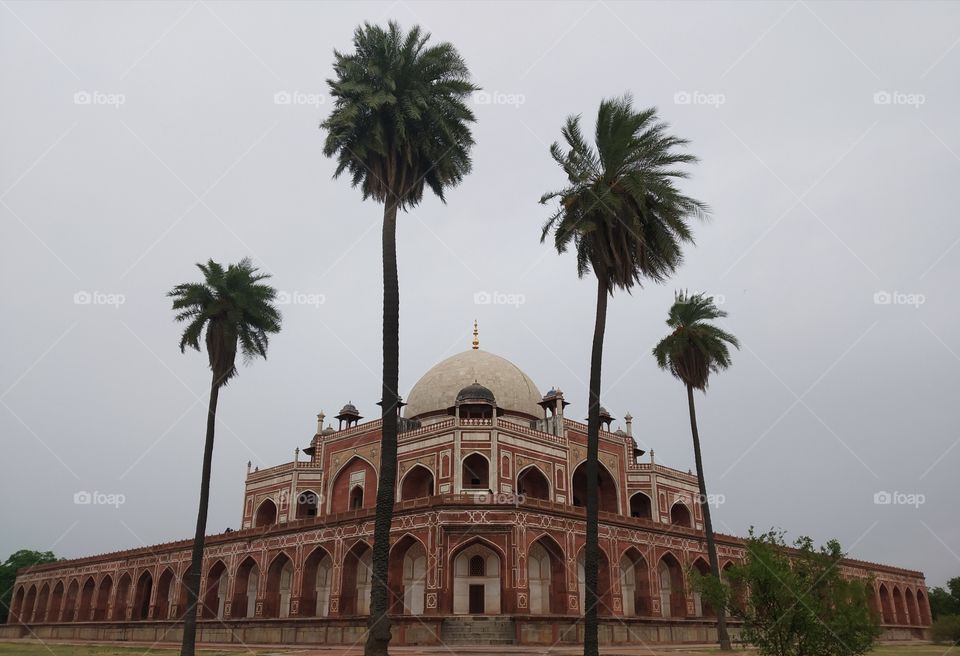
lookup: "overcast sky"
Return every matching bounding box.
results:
[1,1,958,589]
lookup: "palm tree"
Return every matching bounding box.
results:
[541,95,708,656]
[170,259,281,656]
[321,21,477,656]
[653,291,738,650]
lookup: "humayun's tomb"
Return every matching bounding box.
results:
[4,334,931,646]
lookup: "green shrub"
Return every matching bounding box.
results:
[931,614,960,644]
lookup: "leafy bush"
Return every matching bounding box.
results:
[931,614,960,644]
[697,529,880,656]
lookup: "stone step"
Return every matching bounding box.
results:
[441,616,515,645]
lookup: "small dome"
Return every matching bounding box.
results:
[456,382,496,404]
[321,425,336,436]
[338,402,360,416]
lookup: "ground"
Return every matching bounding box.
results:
[0,643,953,656]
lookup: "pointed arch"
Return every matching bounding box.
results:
[198,560,228,619]
[461,452,490,490]
[690,558,715,617]
[22,585,38,624]
[295,489,321,519]
[10,586,25,624]
[571,460,619,513]
[34,583,50,623]
[657,552,686,618]
[517,464,551,501]
[916,589,931,625]
[154,568,176,620]
[629,491,653,519]
[576,544,613,616]
[388,534,428,615]
[341,541,372,615]
[904,587,918,625]
[233,556,260,619]
[62,579,80,622]
[399,464,435,501]
[48,581,65,623]
[620,547,651,616]
[111,573,131,621]
[93,575,113,621]
[451,537,503,614]
[77,576,96,621]
[254,498,278,527]
[132,571,152,620]
[329,455,377,513]
[892,585,907,624]
[528,534,566,614]
[878,583,893,623]
[669,501,693,527]
[264,551,295,618]
[302,545,333,617]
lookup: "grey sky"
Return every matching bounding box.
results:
[1,1,958,589]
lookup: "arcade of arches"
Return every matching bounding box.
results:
[8,535,932,627]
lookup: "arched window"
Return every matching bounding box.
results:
[233,558,259,619]
[571,462,618,513]
[469,555,486,577]
[254,499,278,527]
[340,543,372,615]
[295,490,320,519]
[400,465,435,500]
[93,576,112,621]
[517,466,550,501]
[669,502,692,527]
[111,575,130,621]
[202,561,228,619]
[132,572,152,621]
[629,492,653,519]
[265,554,294,618]
[620,549,651,616]
[462,453,490,489]
[77,577,96,621]
[349,486,364,510]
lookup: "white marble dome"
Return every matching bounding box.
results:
[404,349,543,420]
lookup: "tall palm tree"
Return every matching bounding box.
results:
[170,259,281,656]
[321,21,477,656]
[541,95,707,656]
[653,291,739,650]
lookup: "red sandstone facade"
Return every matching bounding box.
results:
[5,348,931,646]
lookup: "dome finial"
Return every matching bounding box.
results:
[472,319,479,350]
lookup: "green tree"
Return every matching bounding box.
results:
[540,95,707,656]
[0,550,57,623]
[321,21,477,656]
[170,259,281,656]
[929,577,960,619]
[653,291,738,648]
[699,529,880,656]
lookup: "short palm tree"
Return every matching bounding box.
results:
[321,21,477,656]
[170,259,281,656]
[541,95,708,656]
[653,291,738,649]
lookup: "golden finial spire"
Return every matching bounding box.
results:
[472,320,479,350]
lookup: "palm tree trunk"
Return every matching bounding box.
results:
[179,377,220,656]
[686,383,732,650]
[583,272,609,656]
[366,200,400,656]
